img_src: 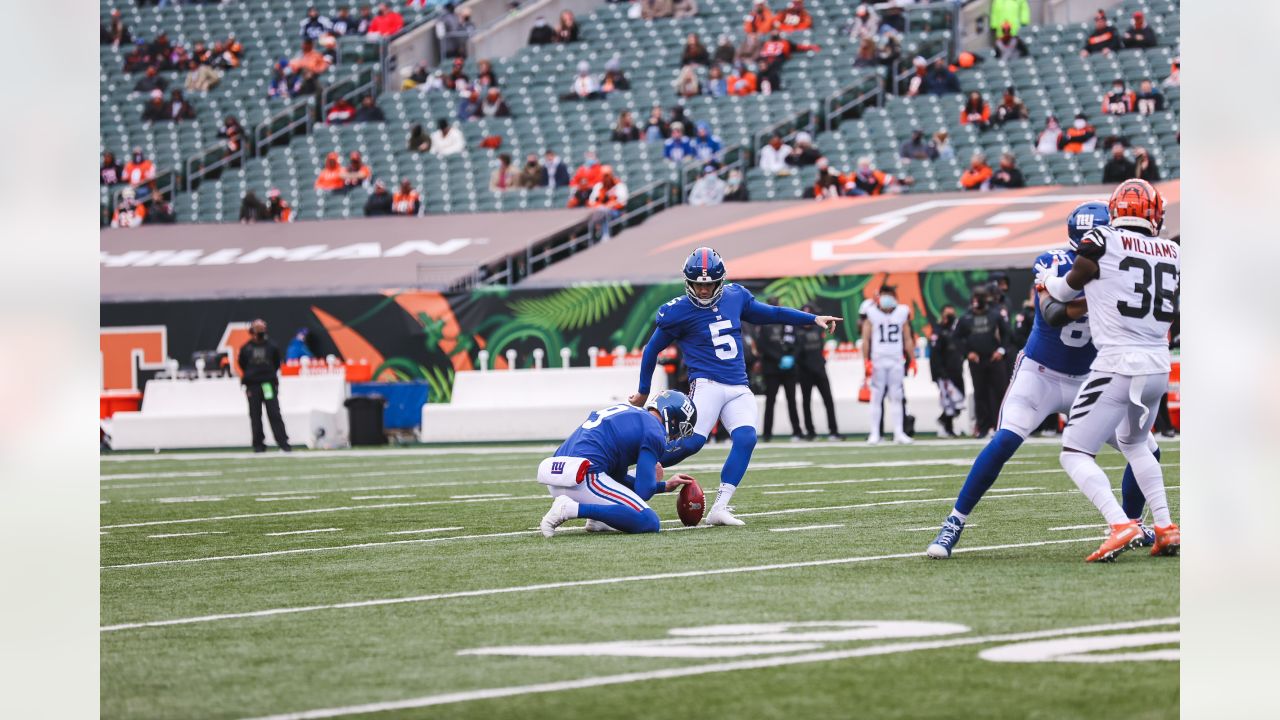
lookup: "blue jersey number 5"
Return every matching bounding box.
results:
[708,320,738,360]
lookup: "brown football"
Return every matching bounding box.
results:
[677,480,705,527]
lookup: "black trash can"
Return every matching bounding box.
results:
[345,395,387,446]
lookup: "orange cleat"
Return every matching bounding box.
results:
[1085,521,1145,563]
[1150,523,1181,557]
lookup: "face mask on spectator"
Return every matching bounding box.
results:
[1073,119,1087,129]
[585,157,597,167]
[1112,85,1123,94]
[133,153,143,163]
[879,295,897,311]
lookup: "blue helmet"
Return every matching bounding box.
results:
[1066,201,1110,249]
[683,246,727,308]
[648,390,697,441]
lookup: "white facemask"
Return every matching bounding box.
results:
[1073,119,1087,130]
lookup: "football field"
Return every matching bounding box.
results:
[101,439,1179,719]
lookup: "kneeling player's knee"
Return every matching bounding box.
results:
[730,425,757,450]
[637,509,661,534]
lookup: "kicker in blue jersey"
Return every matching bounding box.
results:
[1022,250,1096,377]
[652,283,757,388]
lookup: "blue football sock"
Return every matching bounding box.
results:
[1120,446,1159,520]
[954,429,1024,516]
[659,433,707,468]
[576,504,661,534]
[721,426,758,487]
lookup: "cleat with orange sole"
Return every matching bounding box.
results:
[1150,523,1181,556]
[1086,521,1145,563]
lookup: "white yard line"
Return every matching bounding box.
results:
[386,526,464,536]
[148,531,228,539]
[769,524,844,533]
[351,495,415,500]
[866,488,932,495]
[761,489,824,495]
[255,496,318,502]
[264,528,341,537]
[241,618,1179,719]
[901,525,974,532]
[100,537,1116,632]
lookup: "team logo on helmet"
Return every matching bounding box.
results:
[649,390,698,440]
[1108,179,1164,235]
[1066,201,1110,249]
[683,247,727,308]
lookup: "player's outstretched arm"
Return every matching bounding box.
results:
[1039,288,1088,327]
[632,326,676,406]
[742,299,819,328]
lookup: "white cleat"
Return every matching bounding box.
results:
[539,496,576,538]
[583,519,616,533]
[894,435,914,445]
[866,435,883,445]
[706,506,746,527]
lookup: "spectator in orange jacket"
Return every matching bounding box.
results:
[392,179,422,215]
[111,187,147,228]
[567,150,604,207]
[367,3,405,37]
[959,91,991,131]
[740,0,775,57]
[122,147,156,187]
[774,0,813,33]
[1057,113,1096,153]
[959,151,993,191]
[728,63,758,96]
[315,152,346,191]
[586,165,628,239]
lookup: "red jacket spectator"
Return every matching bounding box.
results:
[368,4,405,36]
[959,94,991,127]
[758,34,819,63]
[315,152,346,191]
[727,68,758,96]
[960,154,993,190]
[774,0,813,33]
[743,2,775,34]
[567,155,604,207]
[326,98,357,124]
[122,149,156,187]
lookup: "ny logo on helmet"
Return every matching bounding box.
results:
[1074,214,1095,230]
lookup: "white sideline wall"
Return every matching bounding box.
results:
[419,360,958,443]
[108,375,349,451]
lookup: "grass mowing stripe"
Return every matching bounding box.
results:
[264,528,341,537]
[240,617,1179,720]
[99,537,1104,632]
[769,524,845,533]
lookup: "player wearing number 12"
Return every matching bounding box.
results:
[630,247,842,526]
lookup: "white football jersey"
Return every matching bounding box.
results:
[866,304,911,363]
[1076,225,1180,374]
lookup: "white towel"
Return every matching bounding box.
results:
[537,456,591,487]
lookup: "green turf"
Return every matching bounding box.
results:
[100,439,1179,719]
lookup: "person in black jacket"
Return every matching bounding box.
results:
[237,319,291,452]
[756,297,804,442]
[929,305,965,437]
[954,288,1012,439]
[364,181,393,216]
[796,303,840,440]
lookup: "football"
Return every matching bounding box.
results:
[677,480,705,526]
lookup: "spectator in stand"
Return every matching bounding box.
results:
[692,121,723,164]
[122,147,155,187]
[475,59,499,89]
[933,129,954,160]
[292,68,321,97]
[898,129,937,161]
[786,131,821,167]
[775,0,813,33]
[993,86,1029,126]
[301,7,333,41]
[356,5,374,34]
[407,123,431,153]
[713,34,736,65]
[191,41,212,65]
[556,10,580,42]
[561,61,601,101]
[757,56,783,95]
[989,0,1030,42]
[185,59,221,92]
[663,122,695,163]
[528,16,555,45]
[331,6,356,36]
[600,57,631,94]
[1134,79,1165,115]
[853,37,878,68]
[1101,79,1135,115]
[642,0,674,21]
[318,33,339,63]
[290,39,331,76]
[101,9,132,46]
[368,3,405,37]
[326,97,357,124]
[1102,142,1135,182]
[458,88,483,121]
[443,57,470,92]
[741,0,775,58]
[215,38,244,69]
[960,91,992,131]
[489,154,517,192]
[612,110,641,142]
[989,152,1025,189]
[925,58,961,95]
[123,39,154,73]
[673,65,702,98]
[758,30,821,69]
[343,151,372,191]
[959,152,993,191]
[267,188,293,222]
[1122,10,1158,50]
[1133,146,1161,182]
[516,155,542,189]
[682,33,710,66]
[111,187,147,229]
[688,165,727,206]
[844,156,910,195]
[673,0,697,19]
[393,179,422,214]
[150,89,193,122]
[1081,11,1120,57]
[643,105,670,141]
[904,56,928,97]
[429,118,465,156]
[586,166,628,239]
[218,116,245,155]
[725,168,749,201]
[479,88,512,118]
[542,149,571,188]
[1058,113,1096,153]
[814,165,843,200]
[353,95,386,122]
[134,66,167,94]
[758,134,793,176]
[1163,56,1179,87]
[240,190,270,222]
[268,60,294,100]
[364,180,394,216]
[315,152,346,191]
[845,3,879,43]
[101,151,124,186]
[993,22,1028,60]
[705,65,728,97]
[728,62,758,96]
[1035,115,1061,154]
[568,151,604,207]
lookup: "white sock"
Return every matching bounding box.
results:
[889,391,905,437]
[868,386,884,437]
[1060,450,1129,525]
[1119,441,1172,526]
[949,509,968,523]
[561,498,579,518]
[712,483,736,511]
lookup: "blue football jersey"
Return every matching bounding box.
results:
[1022,250,1096,376]
[556,404,666,484]
[654,283,756,386]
